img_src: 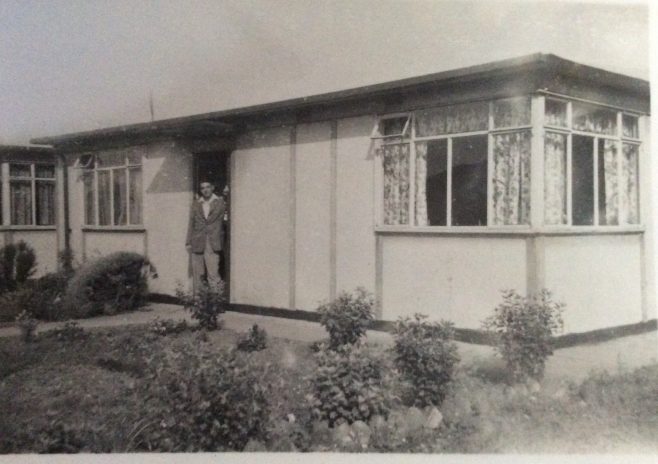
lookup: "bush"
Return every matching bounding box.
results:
[0,241,37,294]
[140,344,270,451]
[61,252,154,319]
[15,310,38,343]
[392,314,460,408]
[483,289,565,382]
[236,324,267,352]
[45,321,87,342]
[309,342,389,427]
[317,288,374,349]
[0,270,72,323]
[175,282,226,331]
[149,317,188,337]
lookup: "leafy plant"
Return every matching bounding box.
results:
[236,324,267,352]
[61,252,154,318]
[175,281,226,331]
[140,344,270,451]
[15,310,38,343]
[149,317,188,337]
[46,321,87,342]
[309,342,389,427]
[482,289,565,382]
[317,288,374,349]
[392,314,460,407]
[0,270,72,323]
[0,241,37,294]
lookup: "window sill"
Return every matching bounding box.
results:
[0,225,57,231]
[375,225,645,236]
[82,226,146,233]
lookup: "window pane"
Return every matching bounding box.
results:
[544,132,568,225]
[416,102,488,137]
[10,181,32,225]
[493,97,530,128]
[83,171,96,225]
[36,181,55,225]
[129,168,142,225]
[10,164,31,178]
[415,140,447,226]
[622,114,639,138]
[379,117,409,137]
[98,170,111,226]
[113,169,127,226]
[452,135,488,226]
[572,102,617,135]
[126,150,142,165]
[492,131,531,225]
[598,139,619,225]
[572,135,594,225]
[545,99,567,127]
[622,143,639,224]
[35,165,55,179]
[96,152,125,167]
[381,143,410,225]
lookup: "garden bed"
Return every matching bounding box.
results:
[0,323,656,453]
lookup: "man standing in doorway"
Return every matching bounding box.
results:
[186,181,226,294]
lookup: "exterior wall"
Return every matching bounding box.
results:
[380,234,527,328]
[544,235,643,333]
[294,122,332,310]
[231,127,292,309]
[3,230,58,276]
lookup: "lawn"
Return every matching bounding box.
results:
[0,322,656,453]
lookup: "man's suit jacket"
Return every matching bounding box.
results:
[186,195,226,253]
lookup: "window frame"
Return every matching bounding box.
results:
[8,162,56,227]
[80,152,143,228]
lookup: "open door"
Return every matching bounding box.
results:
[193,151,231,298]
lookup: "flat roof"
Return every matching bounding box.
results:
[0,145,54,155]
[31,53,650,146]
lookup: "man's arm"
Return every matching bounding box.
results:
[185,202,195,249]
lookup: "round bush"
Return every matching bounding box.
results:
[62,252,154,318]
[317,288,374,349]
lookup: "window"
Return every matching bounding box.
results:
[544,100,641,226]
[380,97,531,227]
[81,151,143,226]
[8,163,55,226]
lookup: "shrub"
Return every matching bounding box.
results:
[149,317,188,336]
[0,241,37,294]
[175,281,226,331]
[309,342,389,427]
[61,252,154,318]
[317,288,374,349]
[236,324,268,352]
[482,289,565,382]
[140,344,270,451]
[15,310,38,343]
[392,314,460,408]
[0,270,72,323]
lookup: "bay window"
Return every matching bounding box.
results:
[81,151,143,227]
[377,96,642,229]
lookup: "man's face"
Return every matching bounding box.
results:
[200,182,214,199]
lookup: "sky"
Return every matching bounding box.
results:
[0,0,650,145]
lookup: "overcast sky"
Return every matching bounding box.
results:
[0,0,650,145]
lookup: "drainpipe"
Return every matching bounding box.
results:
[57,150,71,266]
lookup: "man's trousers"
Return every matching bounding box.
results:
[191,236,221,294]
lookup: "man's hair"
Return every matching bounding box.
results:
[199,181,214,188]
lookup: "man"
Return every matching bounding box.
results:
[186,181,226,294]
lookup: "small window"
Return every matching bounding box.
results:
[373,115,410,139]
[622,114,639,139]
[416,102,488,137]
[493,97,531,128]
[545,99,568,128]
[572,102,617,135]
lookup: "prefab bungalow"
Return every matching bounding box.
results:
[31,54,654,334]
[0,145,61,275]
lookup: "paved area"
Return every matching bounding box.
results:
[1,302,656,382]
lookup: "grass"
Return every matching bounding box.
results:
[0,323,656,453]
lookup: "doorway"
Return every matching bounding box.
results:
[193,151,231,298]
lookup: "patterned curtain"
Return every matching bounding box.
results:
[600,140,619,225]
[544,132,567,225]
[492,131,531,225]
[129,167,143,225]
[416,102,488,137]
[10,181,32,225]
[621,143,639,224]
[415,142,428,226]
[381,143,410,225]
[36,181,55,225]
